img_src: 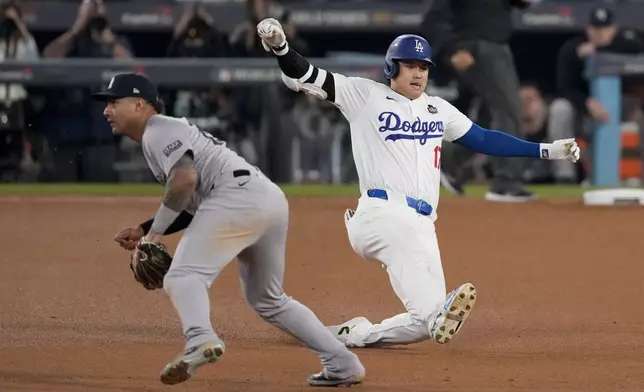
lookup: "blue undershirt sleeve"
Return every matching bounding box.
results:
[453,123,541,158]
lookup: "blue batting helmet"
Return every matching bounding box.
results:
[384,34,434,80]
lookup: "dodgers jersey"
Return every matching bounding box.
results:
[141,115,254,213]
[331,74,473,218]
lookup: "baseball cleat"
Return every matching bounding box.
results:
[160,340,225,385]
[326,317,370,347]
[430,283,477,344]
[307,368,366,387]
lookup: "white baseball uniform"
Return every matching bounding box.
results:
[259,16,576,350]
[140,114,362,376]
[330,75,473,346]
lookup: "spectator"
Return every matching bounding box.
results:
[228,0,308,178]
[40,0,134,182]
[550,7,644,183]
[43,0,132,59]
[521,83,548,146]
[291,94,346,183]
[423,0,537,202]
[166,5,252,163]
[439,83,492,196]
[519,83,561,184]
[230,0,278,58]
[0,0,39,180]
[166,3,229,59]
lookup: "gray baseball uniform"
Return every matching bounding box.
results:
[141,115,361,377]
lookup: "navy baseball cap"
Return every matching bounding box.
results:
[589,7,615,27]
[92,72,160,107]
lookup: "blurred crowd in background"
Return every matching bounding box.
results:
[0,0,642,192]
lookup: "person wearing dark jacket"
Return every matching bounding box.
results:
[423,0,536,202]
[548,7,644,183]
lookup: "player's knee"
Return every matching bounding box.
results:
[246,292,290,319]
[163,268,198,294]
[408,308,432,325]
[408,300,442,325]
[163,270,182,294]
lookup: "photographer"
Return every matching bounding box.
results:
[40,0,133,182]
[229,0,308,177]
[163,5,250,162]
[166,4,229,59]
[43,0,131,59]
[0,0,39,180]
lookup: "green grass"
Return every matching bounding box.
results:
[0,182,607,198]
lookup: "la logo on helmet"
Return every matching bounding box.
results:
[414,40,424,53]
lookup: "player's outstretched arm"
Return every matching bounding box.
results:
[454,123,580,162]
[441,98,579,162]
[257,18,373,121]
[257,18,336,101]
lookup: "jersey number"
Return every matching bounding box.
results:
[433,146,441,169]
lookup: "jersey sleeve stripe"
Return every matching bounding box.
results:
[314,69,327,87]
[301,65,316,83]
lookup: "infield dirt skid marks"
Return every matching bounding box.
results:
[0,195,643,391]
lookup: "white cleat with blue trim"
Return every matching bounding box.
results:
[430,283,477,344]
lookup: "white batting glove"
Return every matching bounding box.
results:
[540,138,581,162]
[257,18,286,52]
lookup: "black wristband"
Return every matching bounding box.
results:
[139,219,153,234]
[138,211,194,235]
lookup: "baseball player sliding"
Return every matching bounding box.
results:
[257,19,579,348]
[93,73,365,386]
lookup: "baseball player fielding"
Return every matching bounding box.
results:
[258,18,579,350]
[93,73,365,387]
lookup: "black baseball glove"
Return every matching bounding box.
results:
[130,240,173,290]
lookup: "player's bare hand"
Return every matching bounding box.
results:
[543,138,581,163]
[115,226,144,250]
[257,18,286,52]
[450,50,475,71]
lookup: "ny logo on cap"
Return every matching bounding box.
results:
[414,39,424,53]
[596,9,607,21]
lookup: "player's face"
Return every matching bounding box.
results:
[102,97,141,136]
[392,60,429,100]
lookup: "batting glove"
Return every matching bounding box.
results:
[257,18,287,52]
[540,138,581,163]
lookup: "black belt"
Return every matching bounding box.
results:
[233,169,251,178]
[210,169,252,191]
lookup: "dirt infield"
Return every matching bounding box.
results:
[1,195,643,392]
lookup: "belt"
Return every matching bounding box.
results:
[211,169,253,191]
[366,189,433,216]
[233,169,251,177]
